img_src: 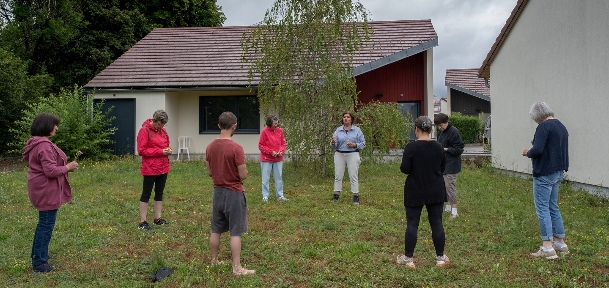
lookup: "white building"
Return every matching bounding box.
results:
[478,0,609,195]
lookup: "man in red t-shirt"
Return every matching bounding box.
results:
[205,111,255,276]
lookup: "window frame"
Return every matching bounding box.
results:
[199,95,260,134]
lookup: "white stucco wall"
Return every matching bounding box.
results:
[489,0,609,190]
[168,90,262,156]
[94,90,263,156]
[425,49,435,118]
[94,91,169,154]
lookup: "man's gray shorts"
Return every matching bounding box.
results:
[211,187,248,236]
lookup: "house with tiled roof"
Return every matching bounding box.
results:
[444,68,490,118]
[478,0,609,195]
[85,20,438,156]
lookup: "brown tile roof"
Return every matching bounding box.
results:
[85,20,437,90]
[445,68,490,100]
[478,0,529,78]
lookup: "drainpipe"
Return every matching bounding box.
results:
[484,77,490,88]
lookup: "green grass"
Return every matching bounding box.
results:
[1,157,608,287]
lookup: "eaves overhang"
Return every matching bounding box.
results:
[84,85,258,93]
[445,82,491,102]
[353,38,438,77]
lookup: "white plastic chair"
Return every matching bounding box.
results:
[177,136,190,160]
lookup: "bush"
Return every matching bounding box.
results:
[0,48,53,156]
[356,101,410,162]
[447,112,482,144]
[10,86,116,160]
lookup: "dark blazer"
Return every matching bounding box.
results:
[436,124,464,174]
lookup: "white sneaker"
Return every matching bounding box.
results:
[436,254,450,267]
[396,254,415,268]
[530,247,558,259]
[553,244,569,254]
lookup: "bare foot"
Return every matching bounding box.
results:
[233,266,255,275]
[211,259,224,265]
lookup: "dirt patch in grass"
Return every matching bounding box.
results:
[0,157,24,173]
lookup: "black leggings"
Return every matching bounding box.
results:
[404,203,445,257]
[140,173,168,202]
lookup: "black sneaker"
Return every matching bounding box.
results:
[331,194,340,201]
[353,194,359,205]
[139,221,152,230]
[154,218,168,225]
[33,262,54,273]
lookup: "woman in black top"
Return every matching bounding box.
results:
[396,116,450,268]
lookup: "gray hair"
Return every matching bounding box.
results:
[266,114,279,127]
[152,110,168,124]
[529,102,554,124]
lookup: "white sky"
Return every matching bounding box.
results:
[216,0,516,98]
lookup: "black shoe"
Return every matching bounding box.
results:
[139,221,152,230]
[154,218,168,225]
[33,262,54,273]
[331,194,340,201]
[353,194,360,205]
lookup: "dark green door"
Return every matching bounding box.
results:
[94,98,136,156]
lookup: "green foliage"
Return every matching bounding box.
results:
[9,86,116,160]
[242,0,370,174]
[0,0,225,92]
[1,0,84,77]
[0,48,52,156]
[128,0,226,28]
[46,1,153,91]
[447,112,483,144]
[356,101,409,162]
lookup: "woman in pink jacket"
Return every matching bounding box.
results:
[23,113,79,273]
[136,110,171,230]
[258,115,288,202]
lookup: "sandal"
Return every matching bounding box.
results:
[233,266,255,275]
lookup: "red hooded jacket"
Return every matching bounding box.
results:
[22,137,72,211]
[258,126,287,162]
[137,119,171,176]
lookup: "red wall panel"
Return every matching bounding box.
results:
[355,52,425,108]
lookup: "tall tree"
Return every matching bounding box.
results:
[46,1,152,90]
[0,48,51,155]
[127,0,226,28]
[0,0,225,92]
[0,0,83,77]
[241,0,371,174]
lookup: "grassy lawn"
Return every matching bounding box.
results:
[1,157,608,287]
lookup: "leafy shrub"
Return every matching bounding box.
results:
[10,86,116,160]
[0,48,53,156]
[356,101,409,162]
[447,112,483,144]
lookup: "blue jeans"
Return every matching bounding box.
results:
[260,161,284,199]
[31,209,58,266]
[533,171,565,241]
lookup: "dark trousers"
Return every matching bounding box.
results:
[140,173,168,202]
[404,203,445,257]
[31,209,58,266]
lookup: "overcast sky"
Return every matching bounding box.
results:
[216,0,516,98]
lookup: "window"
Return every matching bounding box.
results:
[397,101,420,141]
[199,96,260,133]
